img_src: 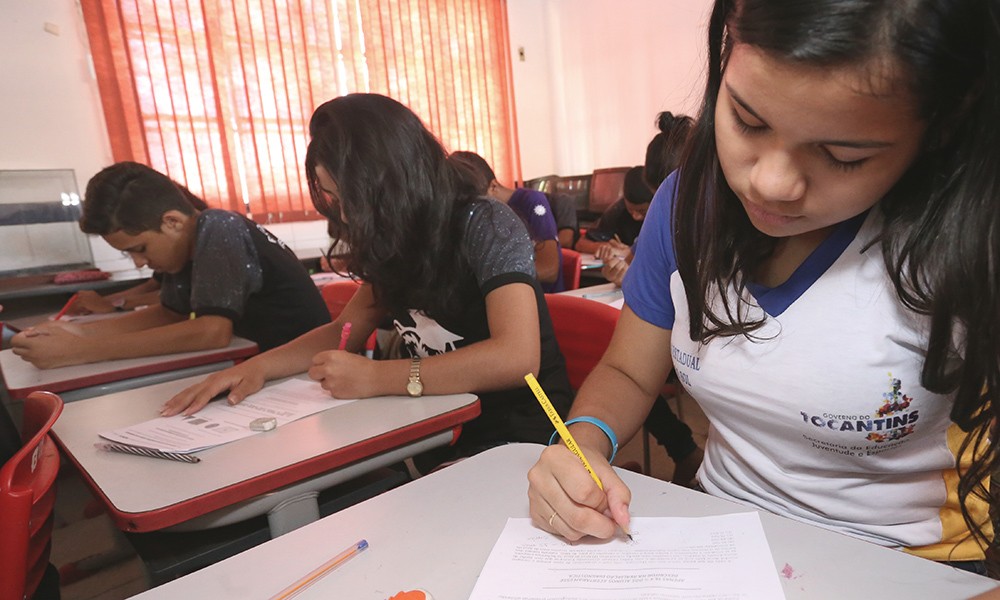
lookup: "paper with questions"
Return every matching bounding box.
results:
[98,379,355,453]
[469,513,786,600]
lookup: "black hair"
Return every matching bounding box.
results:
[643,111,694,188]
[79,161,203,235]
[305,94,481,318]
[623,166,654,206]
[449,151,497,196]
[673,0,1000,553]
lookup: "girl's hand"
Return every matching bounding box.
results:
[161,362,266,416]
[307,351,380,398]
[527,443,632,541]
[601,256,628,287]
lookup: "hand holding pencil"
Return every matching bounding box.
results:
[525,374,633,542]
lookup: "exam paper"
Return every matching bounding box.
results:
[469,514,786,600]
[98,379,354,453]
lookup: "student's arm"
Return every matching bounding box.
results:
[68,279,161,315]
[307,281,541,400]
[10,306,232,369]
[527,306,674,541]
[970,587,1000,599]
[161,283,386,416]
[557,228,576,250]
[572,235,607,255]
[534,239,561,285]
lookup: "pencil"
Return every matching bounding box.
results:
[524,373,632,539]
[52,293,80,321]
[270,539,368,600]
[338,322,352,351]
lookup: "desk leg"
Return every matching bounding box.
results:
[266,492,321,537]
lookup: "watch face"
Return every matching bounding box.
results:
[406,381,423,397]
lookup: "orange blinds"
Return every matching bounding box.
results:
[81,0,520,222]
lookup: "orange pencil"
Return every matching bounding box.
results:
[52,293,80,321]
[269,539,368,599]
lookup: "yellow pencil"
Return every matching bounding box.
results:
[524,373,632,539]
[525,373,604,489]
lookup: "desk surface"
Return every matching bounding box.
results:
[52,374,480,532]
[131,443,997,600]
[0,337,258,399]
[559,282,622,305]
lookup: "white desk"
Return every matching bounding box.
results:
[130,443,998,599]
[559,282,623,305]
[51,374,480,534]
[0,337,258,402]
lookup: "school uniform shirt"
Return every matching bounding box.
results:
[391,199,573,452]
[592,198,643,246]
[160,210,331,351]
[622,171,990,561]
[507,188,565,293]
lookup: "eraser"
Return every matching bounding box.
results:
[249,417,277,432]
[388,591,432,600]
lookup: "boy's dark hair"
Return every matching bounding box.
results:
[80,161,204,235]
[623,166,654,206]
[643,111,694,188]
[449,151,496,196]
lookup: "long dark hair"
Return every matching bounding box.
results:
[305,93,481,318]
[643,111,694,188]
[674,0,999,551]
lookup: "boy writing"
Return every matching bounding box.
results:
[11,162,330,369]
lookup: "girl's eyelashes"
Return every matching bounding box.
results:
[822,150,869,172]
[731,106,871,172]
[731,107,767,135]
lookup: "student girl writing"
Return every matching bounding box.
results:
[528,0,999,573]
[164,93,573,471]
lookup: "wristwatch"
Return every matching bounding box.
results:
[406,357,424,397]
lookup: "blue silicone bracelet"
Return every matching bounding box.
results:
[548,416,619,464]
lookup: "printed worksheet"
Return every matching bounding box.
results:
[98,378,354,453]
[469,514,786,599]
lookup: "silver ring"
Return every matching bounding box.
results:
[548,512,558,527]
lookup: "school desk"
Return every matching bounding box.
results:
[129,443,998,600]
[50,374,480,536]
[558,281,623,305]
[0,336,258,403]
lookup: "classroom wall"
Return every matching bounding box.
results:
[507,0,712,180]
[0,0,711,273]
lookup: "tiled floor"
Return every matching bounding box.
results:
[49,392,710,599]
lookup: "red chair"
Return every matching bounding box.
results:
[319,279,363,320]
[545,293,621,391]
[319,279,377,355]
[0,391,64,600]
[560,249,583,291]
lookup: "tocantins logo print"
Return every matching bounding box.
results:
[865,374,915,443]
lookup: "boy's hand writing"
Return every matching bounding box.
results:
[527,443,632,541]
[67,290,115,315]
[162,363,265,416]
[10,327,87,369]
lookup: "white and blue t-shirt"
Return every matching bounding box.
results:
[623,172,989,560]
